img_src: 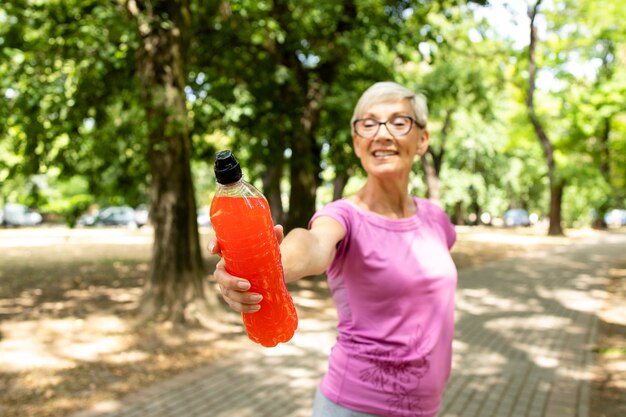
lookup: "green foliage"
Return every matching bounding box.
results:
[1,0,147,209]
[49,194,93,228]
[1,0,625,230]
[33,174,94,226]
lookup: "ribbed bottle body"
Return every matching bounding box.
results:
[210,181,298,347]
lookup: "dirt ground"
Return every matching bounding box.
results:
[0,226,624,417]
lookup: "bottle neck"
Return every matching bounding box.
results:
[218,178,244,189]
[216,178,263,198]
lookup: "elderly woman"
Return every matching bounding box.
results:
[212,81,457,417]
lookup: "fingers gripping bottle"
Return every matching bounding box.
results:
[210,150,298,347]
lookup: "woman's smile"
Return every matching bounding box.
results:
[372,149,399,159]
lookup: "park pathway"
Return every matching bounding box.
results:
[71,232,626,417]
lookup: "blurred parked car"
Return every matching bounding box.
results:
[77,212,99,227]
[78,205,149,228]
[604,209,626,227]
[1,203,43,227]
[96,206,141,228]
[503,208,531,227]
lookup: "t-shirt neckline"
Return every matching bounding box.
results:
[340,197,422,231]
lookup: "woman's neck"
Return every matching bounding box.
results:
[351,180,415,219]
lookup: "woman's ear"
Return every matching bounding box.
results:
[416,129,430,156]
[352,133,362,158]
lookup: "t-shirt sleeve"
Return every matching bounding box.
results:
[308,200,351,235]
[439,208,456,249]
[422,199,456,250]
[308,200,353,263]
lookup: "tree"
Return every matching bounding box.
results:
[11,0,622,326]
[124,0,220,323]
[1,1,148,210]
[517,0,626,231]
[549,0,626,226]
[526,0,564,235]
[192,0,489,230]
[415,20,500,205]
[1,0,220,324]
[193,0,371,229]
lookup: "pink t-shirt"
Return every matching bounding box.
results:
[309,197,457,417]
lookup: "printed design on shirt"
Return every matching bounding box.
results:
[358,326,431,416]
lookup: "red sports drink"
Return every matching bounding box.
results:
[210,150,298,347]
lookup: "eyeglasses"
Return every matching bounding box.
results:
[353,116,423,139]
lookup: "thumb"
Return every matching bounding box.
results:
[274,224,284,244]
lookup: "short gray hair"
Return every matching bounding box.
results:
[351,81,428,132]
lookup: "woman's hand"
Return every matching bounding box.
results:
[209,225,284,313]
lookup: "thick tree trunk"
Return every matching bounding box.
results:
[272,0,355,231]
[420,108,450,204]
[127,0,219,324]
[262,156,285,224]
[333,171,350,201]
[548,181,564,236]
[286,132,321,231]
[527,0,564,236]
[285,82,323,231]
[594,117,612,229]
[421,154,441,203]
[599,117,611,179]
[453,201,464,225]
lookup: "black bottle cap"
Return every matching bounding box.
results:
[214,150,243,184]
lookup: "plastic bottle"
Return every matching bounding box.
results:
[210,150,298,347]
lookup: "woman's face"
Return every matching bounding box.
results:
[352,99,429,180]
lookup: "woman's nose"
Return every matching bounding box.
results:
[374,123,394,140]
